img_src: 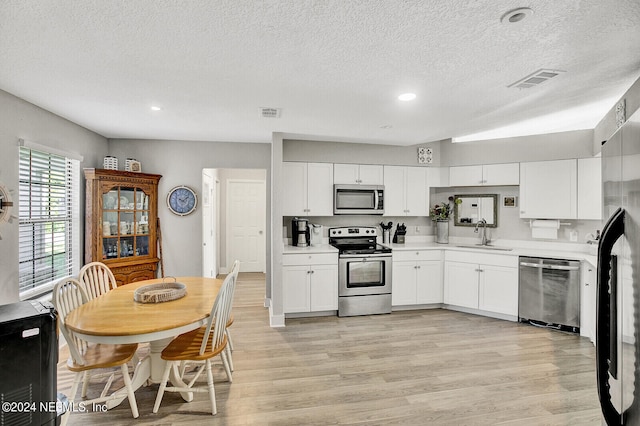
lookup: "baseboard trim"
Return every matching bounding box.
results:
[269,305,285,327]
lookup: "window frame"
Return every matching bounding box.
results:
[18,145,80,300]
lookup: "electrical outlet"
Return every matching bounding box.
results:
[415,226,420,233]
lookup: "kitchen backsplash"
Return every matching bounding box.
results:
[284,185,602,245]
[433,186,602,244]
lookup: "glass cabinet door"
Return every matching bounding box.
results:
[101,186,152,260]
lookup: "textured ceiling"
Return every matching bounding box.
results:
[1,0,640,145]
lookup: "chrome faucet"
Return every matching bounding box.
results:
[474,218,489,245]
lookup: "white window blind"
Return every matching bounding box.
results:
[18,146,80,298]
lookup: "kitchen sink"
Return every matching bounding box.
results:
[455,244,514,251]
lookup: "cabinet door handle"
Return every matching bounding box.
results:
[475,269,483,272]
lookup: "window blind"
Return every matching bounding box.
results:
[18,146,80,298]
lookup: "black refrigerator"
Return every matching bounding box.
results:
[0,301,58,426]
[597,107,640,425]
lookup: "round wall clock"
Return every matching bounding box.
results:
[0,183,16,240]
[167,185,198,216]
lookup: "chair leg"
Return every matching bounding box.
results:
[205,360,217,415]
[81,371,90,397]
[225,343,234,371]
[221,349,233,383]
[120,364,139,418]
[226,328,234,352]
[153,362,173,413]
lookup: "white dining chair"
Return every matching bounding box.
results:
[53,277,139,425]
[223,260,241,371]
[153,271,235,415]
[78,261,118,300]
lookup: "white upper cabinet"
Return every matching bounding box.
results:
[333,164,384,185]
[383,166,428,216]
[449,163,519,187]
[282,162,334,216]
[577,157,602,220]
[483,163,520,185]
[519,159,577,219]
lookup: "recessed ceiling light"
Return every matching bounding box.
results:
[398,93,416,101]
[150,106,161,111]
[501,7,533,24]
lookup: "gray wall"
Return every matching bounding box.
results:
[108,139,271,280]
[284,139,444,166]
[0,89,107,305]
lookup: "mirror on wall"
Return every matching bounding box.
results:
[453,194,498,227]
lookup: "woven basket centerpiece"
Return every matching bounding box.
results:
[134,279,187,304]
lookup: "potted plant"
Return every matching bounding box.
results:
[429,196,459,244]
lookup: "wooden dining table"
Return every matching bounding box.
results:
[65,276,223,408]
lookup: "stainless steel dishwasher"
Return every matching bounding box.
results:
[518,256,581,332]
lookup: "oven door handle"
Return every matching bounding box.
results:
[339,254,391,259]
[519,262,580,271]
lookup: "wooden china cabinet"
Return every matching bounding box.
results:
[84,168,162,286]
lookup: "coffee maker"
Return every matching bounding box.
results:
[291,217,310,247]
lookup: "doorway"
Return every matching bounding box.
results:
[202,168,267,275]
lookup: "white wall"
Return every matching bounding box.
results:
[440,129,595,165]
[0,89,108,305]
[108,139,271,280]
[594,75,640,152]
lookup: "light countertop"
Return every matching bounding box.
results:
[282,244,338,255]
[382,241,597,267]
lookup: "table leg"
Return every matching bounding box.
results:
[103,337,194,409]
[104,356,150,409]
[149,338,194,402]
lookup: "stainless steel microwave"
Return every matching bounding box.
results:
[334,184,384,215]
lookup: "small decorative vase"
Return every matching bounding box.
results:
[435,219,449,244]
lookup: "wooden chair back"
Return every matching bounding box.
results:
[199,272,234,356]
[79,261,117,299]
[52,277,90,366]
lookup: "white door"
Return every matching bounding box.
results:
[383,166,406,216]
[416,260,443,304]
[444,261,479,308]
[306,163,334,216]
[478,264,518,316]
[392,261,417,306]
[405,167,428,216]
[202,170,217,278]
[227,180,266,272]
[519,159,577,219]
[358,165,384,185]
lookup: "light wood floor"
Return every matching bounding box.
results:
[58,273,602,425]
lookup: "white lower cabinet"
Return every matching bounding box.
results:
[444,251,519,318]
[283,253,338,314]
[392,250,442,306]
[580,262,596,345]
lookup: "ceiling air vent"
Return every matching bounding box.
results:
[260,107,282,118]
[508,69,566,89]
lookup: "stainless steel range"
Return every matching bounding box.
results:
[329,226,392,317]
